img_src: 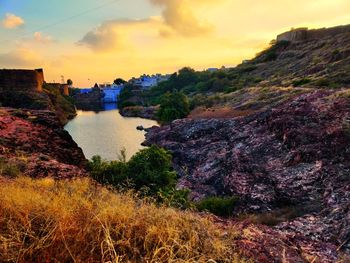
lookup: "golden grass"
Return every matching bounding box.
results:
[0,177,250,263]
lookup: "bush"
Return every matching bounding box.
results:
[119,101,137,109]
[157,91,190,123]
[126,146,176,194]
[292,78,312,87]
[88,155,128,187]
[313,78,331,87]
[196,196,238,217]
[89,146,177,196]
[157,188,192,209]
[0,158,21,178]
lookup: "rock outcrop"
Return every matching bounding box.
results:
[144,89,350,259]
[0,108,87,179]
[120,105,159,120]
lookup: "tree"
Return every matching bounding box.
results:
[126,145,176,194]
[88,146,176,195]
[177,67,198,87]
[114,78,127,85]
[67,79,73,87]
[158,91,190,123]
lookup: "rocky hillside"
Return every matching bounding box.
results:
[0,108,87,179]
[234,25,350,88]
[144,88,350,259]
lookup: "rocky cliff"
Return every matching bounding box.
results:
[0,108,87,179]
[144,89,350,259]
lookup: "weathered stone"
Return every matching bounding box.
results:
[144,89,350,258]
[0,107,87,179]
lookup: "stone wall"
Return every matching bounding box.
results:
[0,69,44,92]
[46,83,69,96]
[277,24,350,42]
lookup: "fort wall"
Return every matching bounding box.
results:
[277,24,350,43]
[0,69,44,92]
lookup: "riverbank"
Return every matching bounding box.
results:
[119,105,159,120]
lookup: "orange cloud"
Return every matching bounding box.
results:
[149,0,215,36]
[78,18,159,52]
[2,13,24,29]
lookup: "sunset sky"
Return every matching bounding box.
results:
[0,0,349,87]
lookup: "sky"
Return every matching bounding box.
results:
[0,0,349,87]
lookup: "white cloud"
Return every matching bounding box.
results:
[2,13,24,29]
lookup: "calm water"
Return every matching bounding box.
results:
[64,104,158,161]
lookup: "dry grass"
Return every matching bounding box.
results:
[0,177,250,263]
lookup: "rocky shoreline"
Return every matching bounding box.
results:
[0,108,87,179]
[144,89,350,259]
[120,105,159,120]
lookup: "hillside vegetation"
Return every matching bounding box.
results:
[119,29,350,112]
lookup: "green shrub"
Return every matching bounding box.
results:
[89,146,176,195]
[88,155,128,187]
[126,146,176,194]
[196,196,238,217]
[313,78,331,87]
[292,78,312,87]
[157,188,192,209]
[157,91,190,123]
[119,101,137,109]
[0,159,21,178]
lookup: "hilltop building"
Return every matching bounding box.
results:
[277,24,350,43]
[0,68,44,92]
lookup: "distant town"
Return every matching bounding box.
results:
[79,67,224,103]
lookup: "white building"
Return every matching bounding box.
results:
[129,74,170,89]
[99,83,124,103]
[207,68,219,72]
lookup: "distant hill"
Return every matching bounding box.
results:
[238,24,350,88]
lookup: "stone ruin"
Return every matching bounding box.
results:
[277,24,350,43]
[0,68,70,96]
[0,68,44,92]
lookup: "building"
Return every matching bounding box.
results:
[207,68,219,72]
[276,24,350,43]
[0,68,44,92]
[98,83,124,103]
[45,83,70,96]
[129,74,170,89]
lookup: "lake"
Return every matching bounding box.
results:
[64,104,158,161]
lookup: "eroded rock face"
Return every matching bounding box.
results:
[0,108,87,179]
[144,90,350,258]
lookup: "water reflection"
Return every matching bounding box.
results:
[64,104,158,161]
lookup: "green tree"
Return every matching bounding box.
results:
[158,91,190,123]
[126,146,176,194]
[88,146,177,195]
[67,79,73,87]
[114,78,127,85]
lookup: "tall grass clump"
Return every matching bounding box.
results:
[0,177,249,263]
